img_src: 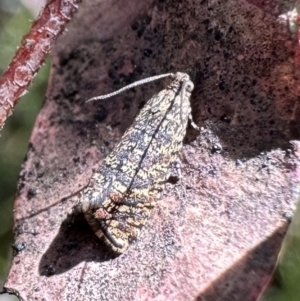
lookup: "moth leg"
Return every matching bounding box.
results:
[109,189,155,208]
[189,113,199,130]
[84,210,105,240]
[167,157,182,184]
[167,157,187,205]
[85,201,152,253]
[110,203,152,250]
[84,209,129,253]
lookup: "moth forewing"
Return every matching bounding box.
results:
[78,72,195,253]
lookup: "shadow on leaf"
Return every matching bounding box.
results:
[39,214,118,276]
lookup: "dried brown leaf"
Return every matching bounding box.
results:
[3,0,300,300]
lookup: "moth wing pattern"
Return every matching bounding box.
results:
[78,72,194,253]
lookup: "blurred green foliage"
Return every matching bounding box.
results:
[0,0,50,289]
[258,197,300,301]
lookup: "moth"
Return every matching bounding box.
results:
[76,72,196,253]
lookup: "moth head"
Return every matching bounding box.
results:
[184,80,194,93]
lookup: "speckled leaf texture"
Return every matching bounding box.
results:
[4,0,300,300]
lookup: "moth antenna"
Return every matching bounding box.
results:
[86,73,174,102]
